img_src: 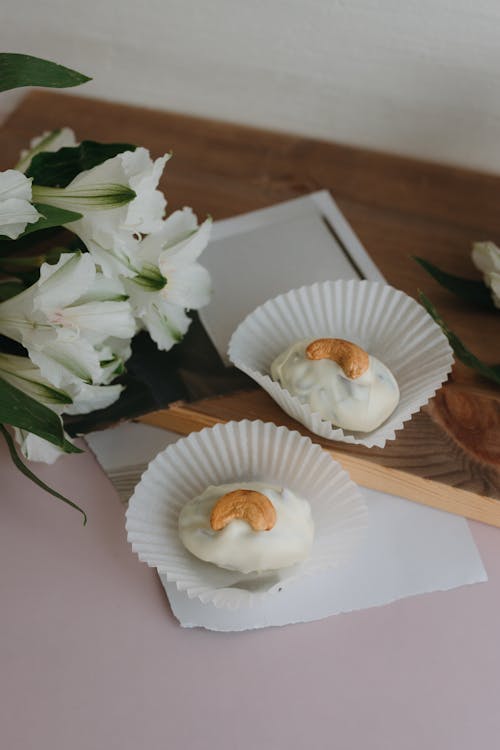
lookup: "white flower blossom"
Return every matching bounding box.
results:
[124,208,212,351]
[0,352,74,463]
[472,242,500,308]
[0,170,41,239]
[16,128,77,173]
[0,252,136,393]
[0,348,123,464]
[51,147,169,260]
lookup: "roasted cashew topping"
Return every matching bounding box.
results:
[306,338,369,379]
[210,489,277,532]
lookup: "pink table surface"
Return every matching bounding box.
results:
[2,438,500,750]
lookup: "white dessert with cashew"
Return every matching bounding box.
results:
[178,482,314,574]
[271,338,399,433]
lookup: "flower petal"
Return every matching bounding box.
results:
[34,252,96,314]
[76,272,128,303]
[71,222,139,279]
[27,334,102,386]
[158,215,212,269]
[57,300,136,340]
[0,197,41,239]
[161,262,211,309]
[121,149,170,233]
[472,242,500,274]
[0,353,72,405]
[485,270,500,308]
[64,381,123,415]
[14,428,67,464]
[0,170,33,201]
[137,299,191,352]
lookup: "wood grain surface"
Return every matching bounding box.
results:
[1,91,499,524]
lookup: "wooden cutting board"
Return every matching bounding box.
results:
[2,91,499,525]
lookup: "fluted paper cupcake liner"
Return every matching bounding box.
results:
[228,280,454,448]
[126,420,367,610]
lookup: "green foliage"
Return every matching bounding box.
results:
[0,53,90,92]
[0,204,82,243]
[21,203,82,235]
[0,425,87,524]
[0,375,82,450]
[415,256,495,310]
[0,281,24,301]
[419,292,500,386]
[27,141,137,188]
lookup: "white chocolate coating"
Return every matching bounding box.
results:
[178,482,314,574]
[271,340,399,432]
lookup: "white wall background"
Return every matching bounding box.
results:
[3,0,500,173]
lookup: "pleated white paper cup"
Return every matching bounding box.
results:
[228,280,454,448]
[126,420,368,610]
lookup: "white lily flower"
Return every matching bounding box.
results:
[31,147,169,278]
[124,208,212,351]
[16,128,77,173]
[0,345,123,463]
[0,170,41,239]
[0,252,136,389]
[0,352,75,464]
[57,145,168,235]
[472,242,500,308]
[12,344,126,462]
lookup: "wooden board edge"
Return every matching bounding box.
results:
[139,403,500,528]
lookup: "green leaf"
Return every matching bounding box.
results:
[0,204,83,243]
[0,280,24,301]
[0,357,73,406]
[415,256,495,310]
[27,141,137,188]
[419,292,500,386]
[0,424,87,524]
[0,375,68,447]
[21,203,82,235]
[0,53,90,92]
[0,246,66,273]
[62,437,83,454]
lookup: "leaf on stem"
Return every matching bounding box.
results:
[0,376,84,450]
[19,204,82,236]
[414,256,495,310]
[0,53,91,92]
[0,424,87,524]
[419,291,500,386]
[27,141,137,188]
[0,204,83,244]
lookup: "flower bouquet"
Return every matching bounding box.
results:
[0,54,215,521]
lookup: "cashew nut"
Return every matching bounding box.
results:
[306,337,369,379]
[210,489,277,532]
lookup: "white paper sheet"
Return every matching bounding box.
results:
[162,489,487,631]
[87,422,487,632]
[199,191,384,361]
